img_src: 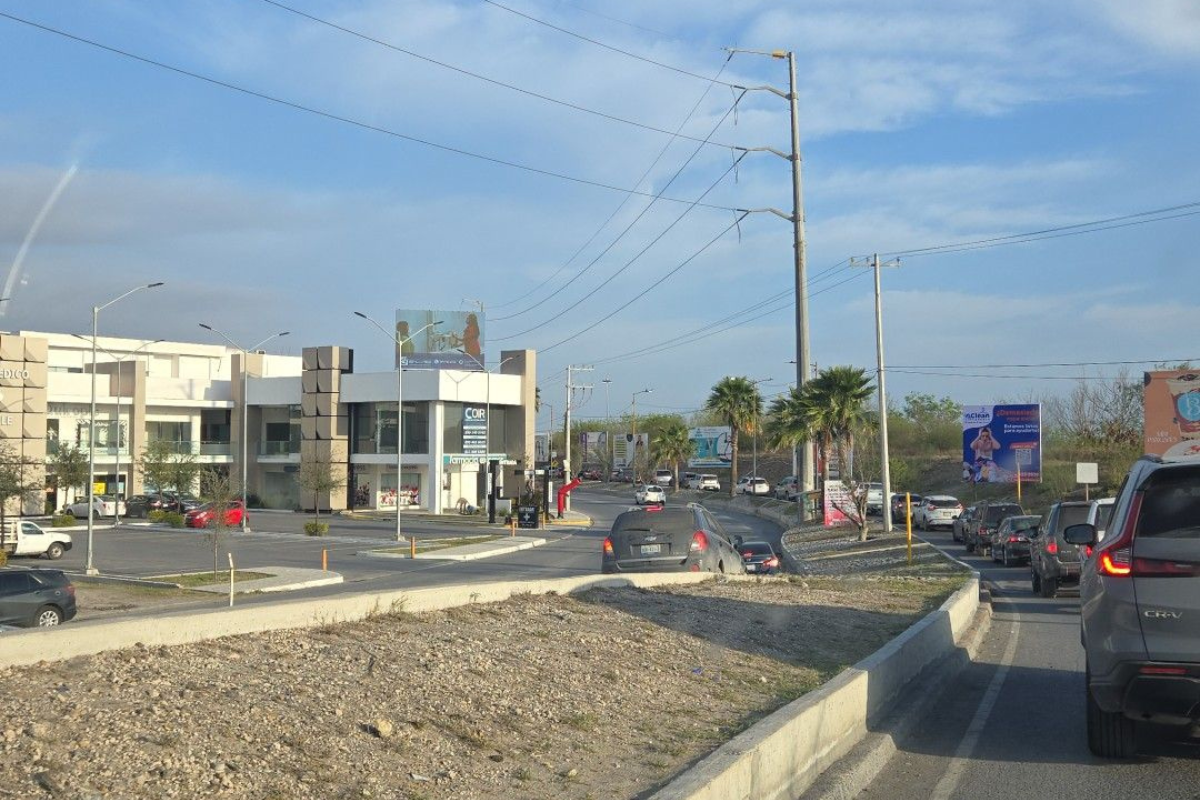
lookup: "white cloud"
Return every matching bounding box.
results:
[1090,0,1200,59]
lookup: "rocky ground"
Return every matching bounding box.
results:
[0,572,965,800]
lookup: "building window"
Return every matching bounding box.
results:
[145,421,192,452]
[351,402,428,454]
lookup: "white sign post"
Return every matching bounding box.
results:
[1076,462,1099,501]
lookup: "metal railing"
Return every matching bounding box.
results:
[259,440,300,456]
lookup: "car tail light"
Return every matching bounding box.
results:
[1097,492,1142,577]
[602,537,614,556]
[1046,541,1058,555]
[741,550,754,559]
[765,557,779,567]
[1130,558,1200,578]
[66,584,76,598]
[1140,665,1188,676]
[690,531,708,552]
[1008,536,1019,543]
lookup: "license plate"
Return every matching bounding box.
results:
[639,544,662,555]
[745,564,758,572]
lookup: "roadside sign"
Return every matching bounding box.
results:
[1076,462,1099,485]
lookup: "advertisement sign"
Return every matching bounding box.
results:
[394,309,485,370]
[463,406,487,456]
[534,433,550,464]
[823,480,853,527]
[579,431,607,455]
[687,426,732,468]
[1143,370,1200,458]
[613,433,649,469]
[961,404,1042,483]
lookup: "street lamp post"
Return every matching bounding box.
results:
[354,312,441,556]
[199,325,290,533]
[631,388,652,482]
[85,282,163,575]
[750,377,773,482]
[458,352,515,522]
[602,378,612,477]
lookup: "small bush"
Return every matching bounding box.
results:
[163,512,186,528]
[51,514,75,528]
[245,492,265,509]
[0,550,6,567]
[305,521,329,536]
[148,510,167,523]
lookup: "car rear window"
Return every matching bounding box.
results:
[1136,466,1200,539]
[986,505,1022,523]
[1055,505,1090,532]
[742,543,773,555]
[928,498,957,508]
[613,509,696,536]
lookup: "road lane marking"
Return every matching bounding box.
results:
[929,599,1021,800]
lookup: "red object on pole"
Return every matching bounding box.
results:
[557,478,583,518]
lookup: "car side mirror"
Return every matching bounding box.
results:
[1063,523,1097,546]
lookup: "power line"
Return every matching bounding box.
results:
[491,54,734,313]
[0,11,740,211]
[258,0,737,149]
[888,369,1130,381]
[549,1,675,39]
[481,0,736,87]
[889,358,1198,369]
[493,78,744,322]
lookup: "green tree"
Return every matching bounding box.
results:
[0,443,43,535]
[168,445,200,499]
[706,377,762,496]
[199,468,237,579]
[295,457,346,528]
[138,440,175,501]
[653,421,696,491]
[48,443,89,508]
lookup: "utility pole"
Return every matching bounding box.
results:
[726,47,813,500]
[563,365,593,512]
[602,377,613,477]
[852,254,900,533]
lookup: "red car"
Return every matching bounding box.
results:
[185,501,246,528]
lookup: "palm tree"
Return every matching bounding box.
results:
[806,366,875,477]
[705,376,762,496]
[653,421,695,491]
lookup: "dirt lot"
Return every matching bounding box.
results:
[0,574,965,799]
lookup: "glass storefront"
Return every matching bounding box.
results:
[351,402,429,455]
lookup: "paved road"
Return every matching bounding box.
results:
[858,529,1200,799]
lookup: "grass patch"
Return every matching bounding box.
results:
[149,570,273,588]
[377,535,504,555]
[563,712,598,732]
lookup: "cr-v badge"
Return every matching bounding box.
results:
[1143,610,1183,620]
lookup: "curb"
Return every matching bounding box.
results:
[191,575,345,594]
[357,538,548,562]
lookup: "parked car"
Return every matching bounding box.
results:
[1087,497,1116,542]
[67,495,125,518]
[965,500,1024,555]
[1065,454,1200,758]
[0,569,76,627]
[952,504,978,542]
[0,521,72,560]
[890,493,923,524]
[578,467,602,481]
[739,541,781,575]
[185,501,247,529]
[989,515,1042,566]
[863,483,885,515]
[124,494,174,518]
[633,484,665,506]
[919,495,963,531]
[682,472,699,488]
[601,504,746,575]
[165,493,203,513]
[774,476,799,500]
[653,469,674,488]
[738,477,770,496]
[692,474,721,492]
[1030,500,1091,597]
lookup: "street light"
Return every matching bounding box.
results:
[199,324,290,533]
[86,281,164,575]
[354,312,442,556]
[602,378,613,478]
[73,335,163,525]
[631,388,652,482]
[457,351,515,523]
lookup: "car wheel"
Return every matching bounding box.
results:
[1031,568,1041,594]
[1040,575,1059,598]
[1086,664,1137,758]
[34,606,63,627]
[992,546,1001,563]
[45,542,64,560]
[1002,547,1012,567]
[965,541,974,553]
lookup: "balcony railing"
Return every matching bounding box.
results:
[260,440,300,456]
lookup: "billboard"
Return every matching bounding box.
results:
[613,433,649,469]
[579,431,607,456]
[394,309,485,370]
[1144,370,1200,458]
[688,426,733,468]
[534,433,550,465]
[962,404,1042,483]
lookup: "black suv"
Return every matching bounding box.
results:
[965,500,1024,555]
[952,504,978,543]
[1030,501,1090,597]
[1065,455,1200,757]
[0,569,77,627]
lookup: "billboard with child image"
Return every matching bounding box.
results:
[961,404,1041,483]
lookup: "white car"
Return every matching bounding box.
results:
[916,495,962,530]
[653,469,674,488]
[739,477,770,496]
[774,476,799,500]
[67,495,126,518]
[1087,497,1116,542]
[634,483,665,505]
[696,474,721,492]
[863,483,884,514]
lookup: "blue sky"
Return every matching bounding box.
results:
[1,0,1198,430]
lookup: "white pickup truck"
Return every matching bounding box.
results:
[0,520,73,560]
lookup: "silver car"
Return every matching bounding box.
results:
[1066,454,1200,758]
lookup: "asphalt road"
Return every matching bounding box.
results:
[18,485,780,606]
[858,529,1200,799]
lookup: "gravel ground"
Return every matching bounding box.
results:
[0,575,964,800]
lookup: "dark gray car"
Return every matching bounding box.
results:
[966,500,1024,555]
[602,505,745,575]
[1066,454,1200,758]
[0,569,77,627]
[1030,501,1090,597]
[990,515,1042,566]
[738,541,781,575]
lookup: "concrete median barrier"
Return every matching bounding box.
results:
[649,574,982,800]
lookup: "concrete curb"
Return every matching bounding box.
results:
[358,537,548,562]
[649,574,983,800]
[0,572,719,669]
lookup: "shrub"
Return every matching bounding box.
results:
[304,521,329,536]
[0,550,6,568]
[51,513,75,528]
[148,510,167,523]
[245,492,265,509]
[163,512,186,528]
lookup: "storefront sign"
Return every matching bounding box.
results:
[517,505,539,529]
[463,406,487,455]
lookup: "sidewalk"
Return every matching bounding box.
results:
[188,567,344,594]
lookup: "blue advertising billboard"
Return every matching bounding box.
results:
[962,404,1042,483]
[687,426,732,469]
[394,309,485,370]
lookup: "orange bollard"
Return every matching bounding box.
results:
[322,548,328,572]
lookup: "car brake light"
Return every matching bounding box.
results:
[765,557,779,567]
[690,531,708,552]
[1008,536,1019,543]
[602,537,614,556]
[1097,492,1142,577]
[741,551,754,558]
[1046,541,1058,555]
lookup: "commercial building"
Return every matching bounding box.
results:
[4,330,535,516]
